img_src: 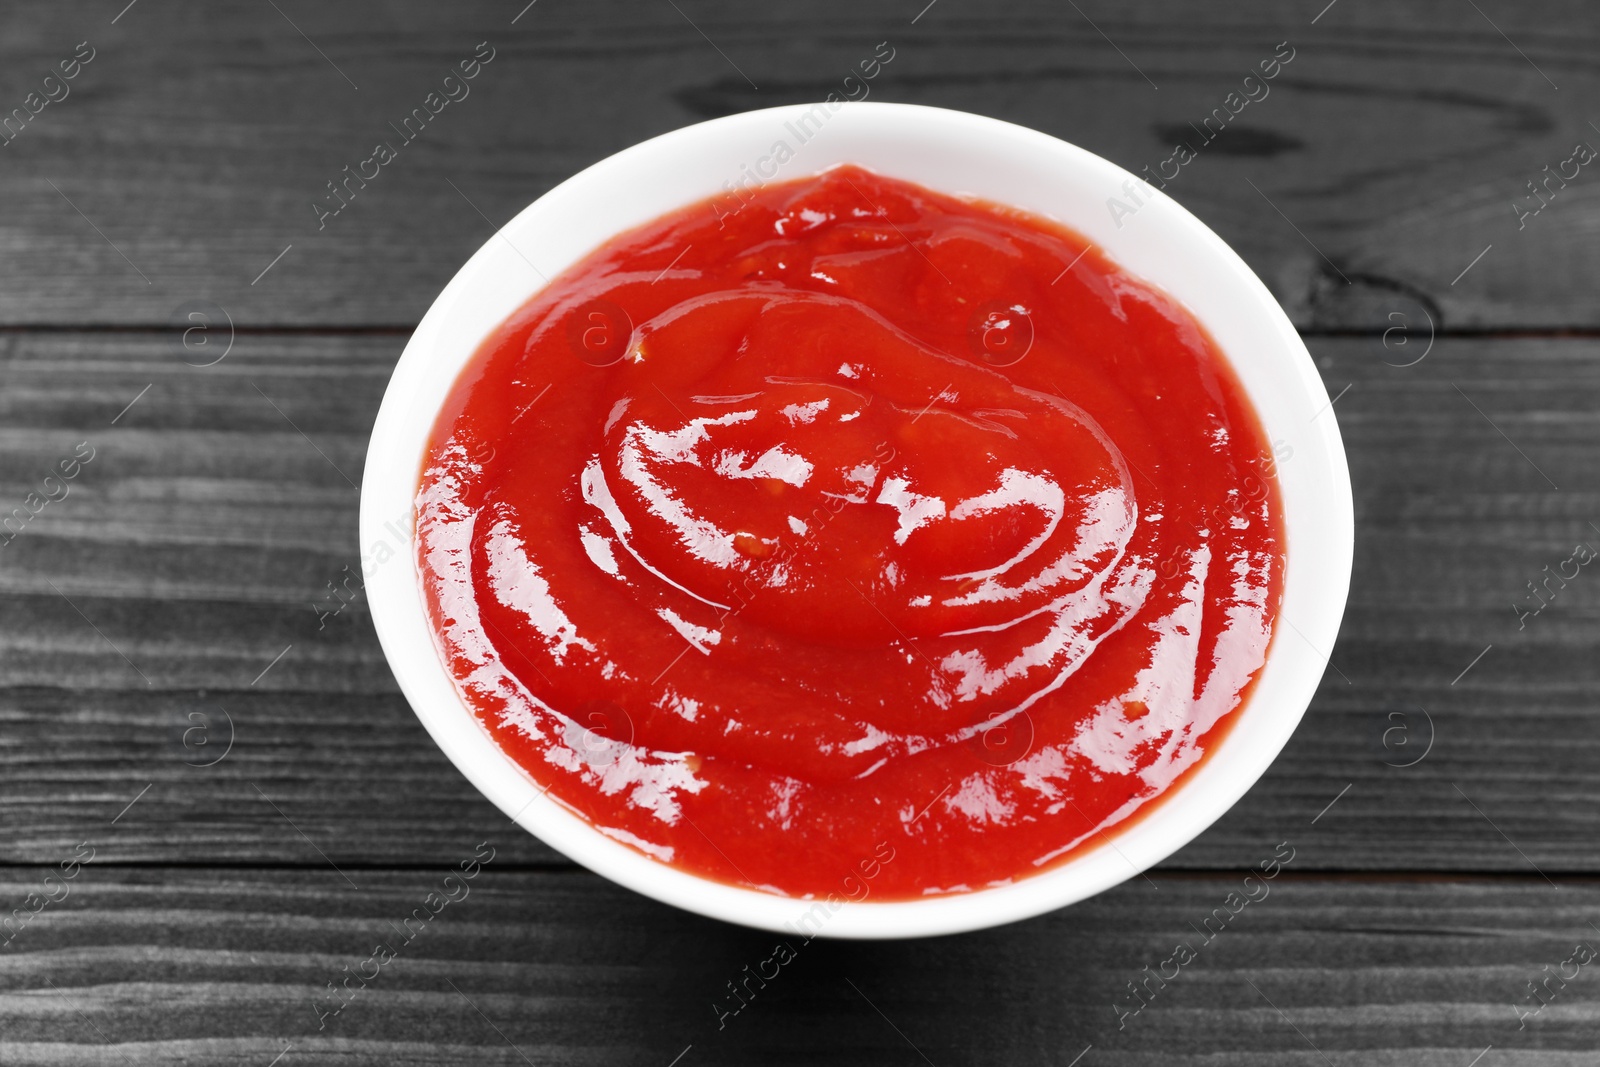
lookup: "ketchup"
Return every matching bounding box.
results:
[417,165,1283,899]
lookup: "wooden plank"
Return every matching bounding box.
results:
[0,868,1594,1065]
[1,1,1598,327]
[2,331,1596,870]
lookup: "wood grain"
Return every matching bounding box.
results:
[1,330,1595,871]
[1,1,1599,327]
[1,868,1594,1065]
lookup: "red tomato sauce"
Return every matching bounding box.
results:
[417,165,1284,900]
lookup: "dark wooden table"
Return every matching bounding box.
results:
[4,1,1598,1062]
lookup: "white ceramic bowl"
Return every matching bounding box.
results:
[361,102,1353,939]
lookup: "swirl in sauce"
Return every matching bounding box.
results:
[418,165,1283,898]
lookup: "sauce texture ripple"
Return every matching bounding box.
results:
[417,165,1284,899]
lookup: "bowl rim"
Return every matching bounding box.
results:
[360,100,1353,940]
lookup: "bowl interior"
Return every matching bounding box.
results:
[360,102,1352,939]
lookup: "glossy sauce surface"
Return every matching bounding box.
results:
[417,166,1284,899]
